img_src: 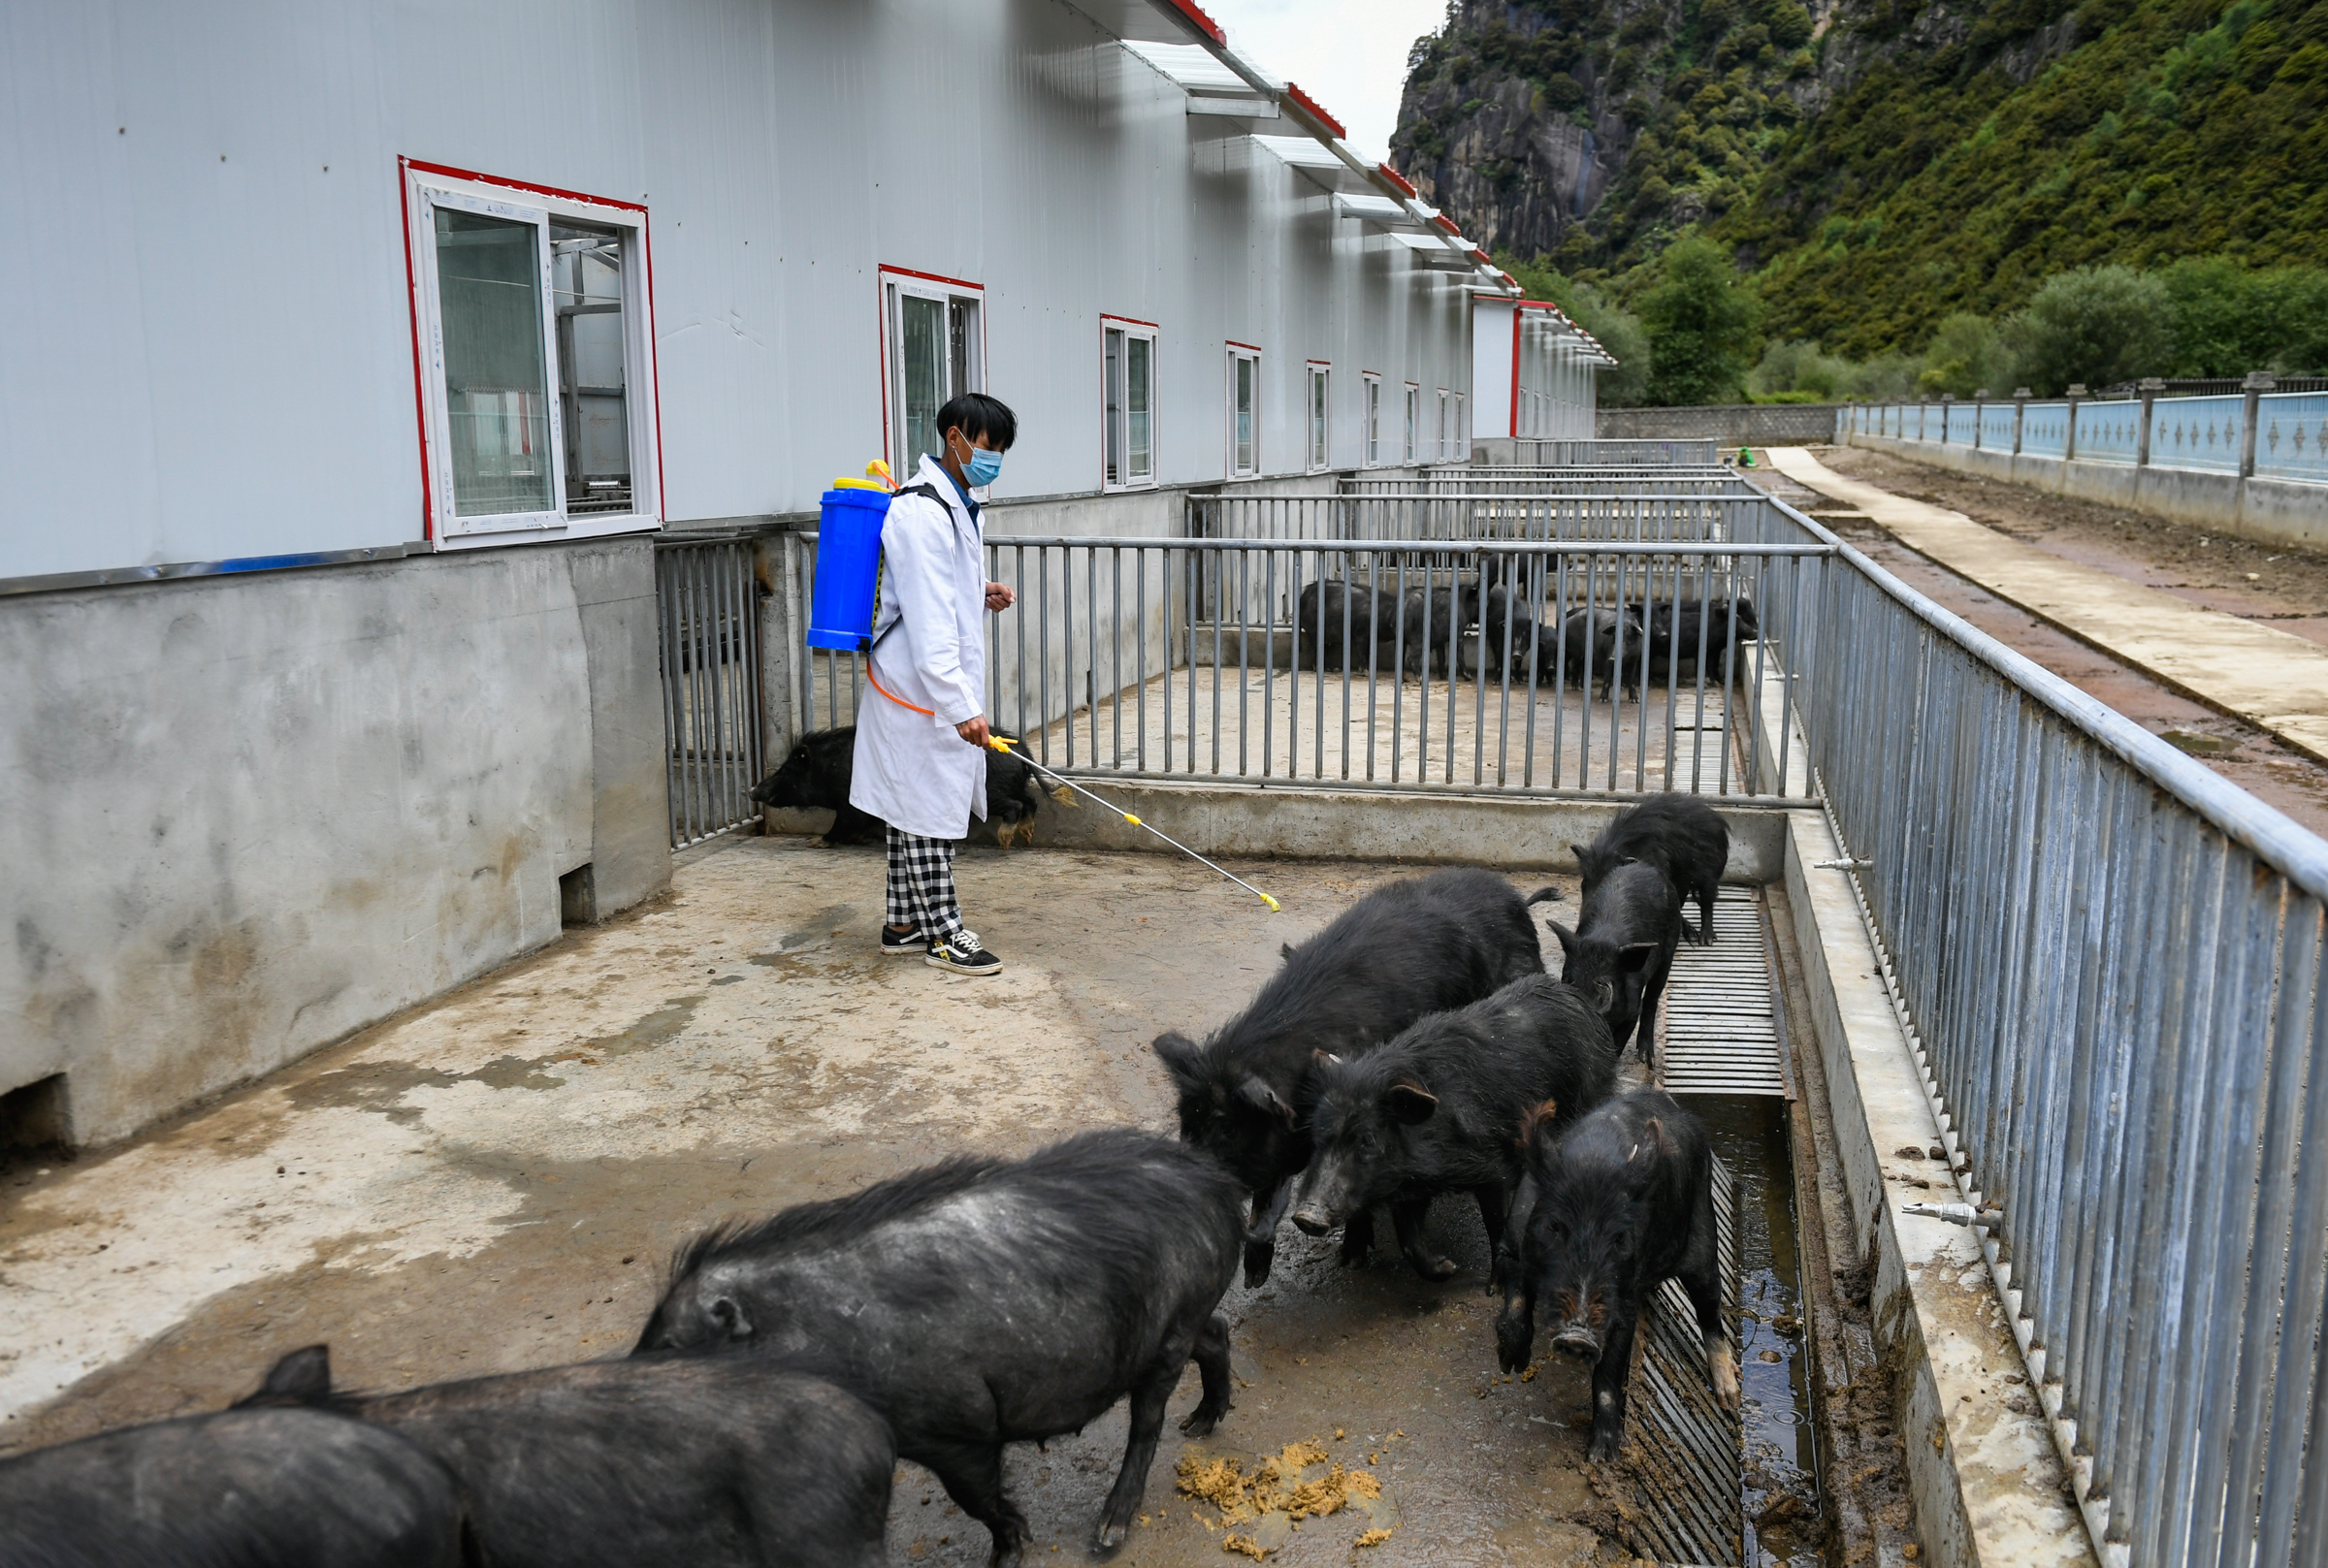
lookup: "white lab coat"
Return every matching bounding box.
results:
[849,455,989,839]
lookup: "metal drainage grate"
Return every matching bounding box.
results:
[1658,887,1791,1098]
[1630,1154,1743,1566]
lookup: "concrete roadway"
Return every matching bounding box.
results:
[0,835,1650,1567]
[1766,446,2328,767]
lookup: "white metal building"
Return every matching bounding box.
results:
[0,0,1601,1148]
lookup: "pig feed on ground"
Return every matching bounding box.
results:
[1570,790,1730,946]
[632,1128,1242,1568]
[1152,867,1552,1287]
[240,1343,891,1568]
[1495,1088,1739,1460]
[1546,860,1684,1060]
[0,1403,469,1568]
[1290,974,1617,1280]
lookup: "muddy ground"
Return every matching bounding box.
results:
[1,836,1690,1567]
[1748,447,2328,841]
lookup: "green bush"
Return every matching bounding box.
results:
[1748,337,1851,398]
[2007,265,2174,393]
[1915,312,2015,397]
[1637,237,1763,404]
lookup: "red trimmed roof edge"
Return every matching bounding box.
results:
[1283,83,1347,139]
[1157,0,1226,44]
[1376,162,1418,198]
[1432,212,1461,236]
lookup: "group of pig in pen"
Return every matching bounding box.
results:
[0,792,1745,1568]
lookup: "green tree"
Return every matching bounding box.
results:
[2007,265,2174,394]
[1747,338,1849,399]
[1636,237,1762,404]
[1915,313,2013,397]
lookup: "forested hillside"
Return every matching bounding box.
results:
[1392,0,2328,359]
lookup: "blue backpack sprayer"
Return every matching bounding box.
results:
[805,465,1278,912]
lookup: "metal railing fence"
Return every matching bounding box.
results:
[781,529,1828,801]
[1785,498,2328,1568]
[655,537,763,847]
[1191,491,1771,544]
[1467,438,1721,465]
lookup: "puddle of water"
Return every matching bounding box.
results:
[1682,1095,1822,1568]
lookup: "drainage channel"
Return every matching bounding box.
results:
[1631,885,1821,1567]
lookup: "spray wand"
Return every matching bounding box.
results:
[986,736,1279,912]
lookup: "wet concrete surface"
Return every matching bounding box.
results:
[1746,453,2328,841]
[0,835,1693,1565]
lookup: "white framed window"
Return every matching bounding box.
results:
[1453,392,1468,459]
[402,159,662,546]
[1226,344,1261,479]
[881,268,985,478]
[1103,317,1158,490]
[1404,383,1420,464]
[1436,388,1450,461]
[1306,362,1332,471]
[1362,373,1382,466]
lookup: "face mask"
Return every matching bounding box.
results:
[963,447,1004,488]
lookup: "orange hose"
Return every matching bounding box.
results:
[863,658,937,717]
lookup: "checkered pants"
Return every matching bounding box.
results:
[885,826,964,943]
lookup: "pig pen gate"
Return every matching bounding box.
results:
[652,464,2328,1568]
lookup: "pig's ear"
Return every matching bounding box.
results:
[1387,1081,1439,1126]
[1628,1118,1671,1165]
[1568,844,1589,863]
[242,1344,331,1406]
[1281,943,1297,961]
[1615,942,1660,973]
[1152,1032,1204,1086]
[1238,1075,1297,1128]
[708,1295,754,1341]
[1516,1098,1562,1150]
[1545,921,1580,962]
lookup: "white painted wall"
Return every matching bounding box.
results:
[1,0,1508,582]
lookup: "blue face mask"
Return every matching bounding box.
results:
[963,446,1004,488]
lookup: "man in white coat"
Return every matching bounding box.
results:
[850,393,1018,975]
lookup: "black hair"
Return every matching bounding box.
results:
[937,392,1018,452]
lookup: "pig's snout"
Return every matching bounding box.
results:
[1551,1326,1602,1362]
[1290,1202,1335,1236]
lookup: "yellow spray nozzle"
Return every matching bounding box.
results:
[1260,893,1282,912]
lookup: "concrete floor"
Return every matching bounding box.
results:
[1,835,1657,1566]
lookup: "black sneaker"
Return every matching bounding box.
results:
[925,929,1003,976]
[880,925,927,955]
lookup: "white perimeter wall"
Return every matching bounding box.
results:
[0,0,1480,581]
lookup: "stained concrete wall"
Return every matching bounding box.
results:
[1843,431,2328,553]
[0,541,669,1147]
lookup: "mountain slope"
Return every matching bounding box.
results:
[1392,0,2328,353]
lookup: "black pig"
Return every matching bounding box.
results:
[1293,580,1403,672]
[1153,868,1552,1285]
[1495,1089,1739,1459]
[1289,975,1615,1279]
[1558,608,1638,696]
[1396,582,1479,676]
[242,1343,891,1568]
[1570,791,1729,945]
[751,724,1052,848]
[1547,859,1683,1059]
[1615,597,1762,689]
[0,1403,469,1568]
[633,1129,1242,1567]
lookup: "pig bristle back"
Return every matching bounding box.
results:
[665,1153,1008,1285]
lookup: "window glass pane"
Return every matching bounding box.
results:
[901,294,944,466]
[1454,394,1466,456]
[552,222,630,516]
[1405,388,1417,462]
[1104,329,1123,486]
[1366,380,1379,464]
[949,300,976,397]
[436,208,553,517]
[1236,357,1254,474]
[1310,370,1326,466]
[1127,335,1151,481]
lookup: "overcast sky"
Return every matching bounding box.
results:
[1202,0,1452,165]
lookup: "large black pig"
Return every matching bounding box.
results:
[1293,580,1403,672]
[1546,859,1684,1060]
[1153,868,1552,1286]
[1557,607,1639,697]
[1288,975,1615,1279]
[632,1129,1242,1567]
[750,724,1052,848]
[1621,597,1761,688]
[1495,1088,1739,1459]
[1396,582,1480,676]
[0,1403,469,1568]
[242,1343,891,1568]
[1570,790,1730,945]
